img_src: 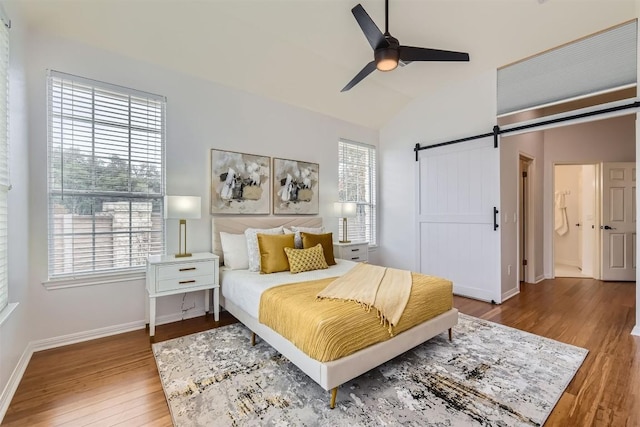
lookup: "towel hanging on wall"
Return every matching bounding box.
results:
[554,192,569,236]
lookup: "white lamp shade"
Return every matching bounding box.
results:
[165,196,202,219]
[333,202,357,218]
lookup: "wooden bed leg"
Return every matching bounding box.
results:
[330,387,338,409]
[448,328,452,341]
[251,332,256,346]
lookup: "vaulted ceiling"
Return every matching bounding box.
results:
[8,0,638,129]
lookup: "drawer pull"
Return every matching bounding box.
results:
[179,279,196,285]
[351,257,360,260]
[179,267,196,272]
[351,248,360,252]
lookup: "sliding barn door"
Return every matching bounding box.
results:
[416,137,501,302]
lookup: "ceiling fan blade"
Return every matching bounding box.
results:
[341,61,377,92]
[399,46,470,62]
[352,4,389,50]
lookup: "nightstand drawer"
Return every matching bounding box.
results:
[157,275,215,292]
[157,261,215,280]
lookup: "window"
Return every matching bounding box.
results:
[0,14,8,311]
[338,139,377,245]
[47,71,165,279]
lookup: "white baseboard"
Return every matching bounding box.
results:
[0,342,34,423]
[31,308,207,353]
[534,274,546,283]
[501,287,520,302]
[453,285,499,304]
[632,325,640,337]
[31,320,146,353]
[555,258,580,268]
[0,308,207,423]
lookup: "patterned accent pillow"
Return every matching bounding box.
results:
[245,226,284,272]
[284,244,329,274]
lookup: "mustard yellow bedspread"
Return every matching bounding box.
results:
[258,273,453,362]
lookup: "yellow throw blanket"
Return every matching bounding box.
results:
[316,263,412,335]
[259,274,453,362]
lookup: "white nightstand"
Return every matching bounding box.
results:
[333,241,369,263]
[146,252,220,338]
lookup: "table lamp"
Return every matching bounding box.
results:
[165,195,201,257]
[334,202,357,243]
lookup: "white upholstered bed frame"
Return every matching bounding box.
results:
[212,217,459,408]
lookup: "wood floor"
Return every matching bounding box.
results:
[3,278,639,426]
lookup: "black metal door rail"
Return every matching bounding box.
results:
[413,100,640,161]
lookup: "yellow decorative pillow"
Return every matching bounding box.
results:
[301,232,336,266]
[284,244,329,274]
[257,233,295,274]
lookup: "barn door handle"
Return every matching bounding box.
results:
[493,207,499,231]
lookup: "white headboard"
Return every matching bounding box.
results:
[212,216,323,262]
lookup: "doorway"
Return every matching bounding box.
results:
[553,164,598,278]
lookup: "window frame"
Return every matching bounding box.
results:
[46,70,166,283]
[0,10,9,315]
[337,138,377,246]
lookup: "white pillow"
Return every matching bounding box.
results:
[291,226,324,249]
[219,232,249,270]
[245,226,284,272]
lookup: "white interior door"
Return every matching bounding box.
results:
[416,137,501,302]
[601,162,636,281]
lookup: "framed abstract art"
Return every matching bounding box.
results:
[210,149,270,214]
[272,158,319,215]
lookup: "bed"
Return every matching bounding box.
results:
[212,217,458,408]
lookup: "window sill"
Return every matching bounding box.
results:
[0,302,18,328]
[43,269,146,290]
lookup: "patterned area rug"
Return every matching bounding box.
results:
[152,314,587,426]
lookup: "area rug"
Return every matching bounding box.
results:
[152,314,587,426]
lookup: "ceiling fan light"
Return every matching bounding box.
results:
[377,58,398,71]
[375,49,399,71]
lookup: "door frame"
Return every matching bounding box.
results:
[551,162,601,279]
[518,153,535,284]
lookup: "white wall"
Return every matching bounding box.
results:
[379,70,497,272]
[0,3,30,414]
[636,109,640,336]
[22,30,377,342]
[634,0,640,337]
[500,127,545,296]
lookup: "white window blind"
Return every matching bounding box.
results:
[47,71,165,279]
[0,16,9,311]
[498,20,637,115]
[338,139,377,245]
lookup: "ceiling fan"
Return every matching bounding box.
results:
[341,0,470,92]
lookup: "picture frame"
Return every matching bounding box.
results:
[272,158,319,215]
[210,149,271,214]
